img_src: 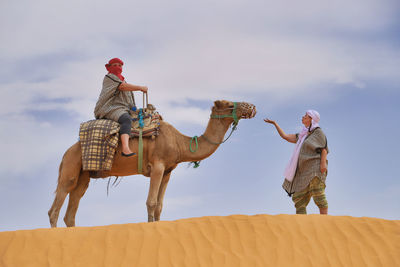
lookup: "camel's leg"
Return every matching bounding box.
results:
[146,162,165,222]
[48,189,69,228]
[48,165,80,228]
[48,143,82,228]
[63,171,90,227]
[154,172,171,221]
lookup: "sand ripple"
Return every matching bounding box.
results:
[0,215,399,266]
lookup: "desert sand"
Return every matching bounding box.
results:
[0,214,399,266]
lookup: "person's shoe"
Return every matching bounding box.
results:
[121,152,136,157]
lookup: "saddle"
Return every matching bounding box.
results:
[79,96,162,173]
[129,103,162,138]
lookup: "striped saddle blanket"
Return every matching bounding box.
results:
[79,107,161,171]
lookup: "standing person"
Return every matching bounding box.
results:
[264,110,329,215]
[94,58,148,157]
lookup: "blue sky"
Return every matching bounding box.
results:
[0,0,399,231]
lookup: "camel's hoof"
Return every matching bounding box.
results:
[148,215,154,222]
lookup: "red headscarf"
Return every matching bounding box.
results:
[105,58,125,81]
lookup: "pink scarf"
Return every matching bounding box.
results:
[284,110,320,182]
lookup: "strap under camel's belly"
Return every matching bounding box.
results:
[138,128,143,174]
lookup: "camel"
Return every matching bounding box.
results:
[48,100,256,227]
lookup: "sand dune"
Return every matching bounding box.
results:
[0,214,399,266]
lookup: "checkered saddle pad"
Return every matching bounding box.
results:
[79,106,162,171]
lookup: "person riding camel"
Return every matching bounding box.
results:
[94,58,148,157]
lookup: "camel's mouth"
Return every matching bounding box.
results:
[239,103,257,119]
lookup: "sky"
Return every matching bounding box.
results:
[0,0,399,231]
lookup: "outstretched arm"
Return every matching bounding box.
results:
[119,82,148,93]
[264,118,297,143]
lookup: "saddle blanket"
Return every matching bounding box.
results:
[79,119,120,171]
[79,108,161,171]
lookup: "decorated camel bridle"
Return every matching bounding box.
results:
[189,102,252,168]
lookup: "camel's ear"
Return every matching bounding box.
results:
[214,100,223,109]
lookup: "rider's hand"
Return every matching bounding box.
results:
[141,86,148,93]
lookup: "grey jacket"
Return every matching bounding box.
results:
[282,127,329,195]
[94,74,136,121]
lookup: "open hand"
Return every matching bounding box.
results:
[264,118,275,125]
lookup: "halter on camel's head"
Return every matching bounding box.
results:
[211,100,257,127]
[188,100,256,167]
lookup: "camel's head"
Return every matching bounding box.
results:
[212,100,256,124]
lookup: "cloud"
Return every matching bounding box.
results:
[3,33,399,127]
[2,0,398,54]
[0,113,78,175]
[2,0,399,104]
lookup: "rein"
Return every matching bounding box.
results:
[201,122,238,145]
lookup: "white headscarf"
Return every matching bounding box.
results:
[283,110,320,182]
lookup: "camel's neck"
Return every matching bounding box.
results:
[178,117,233,163]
